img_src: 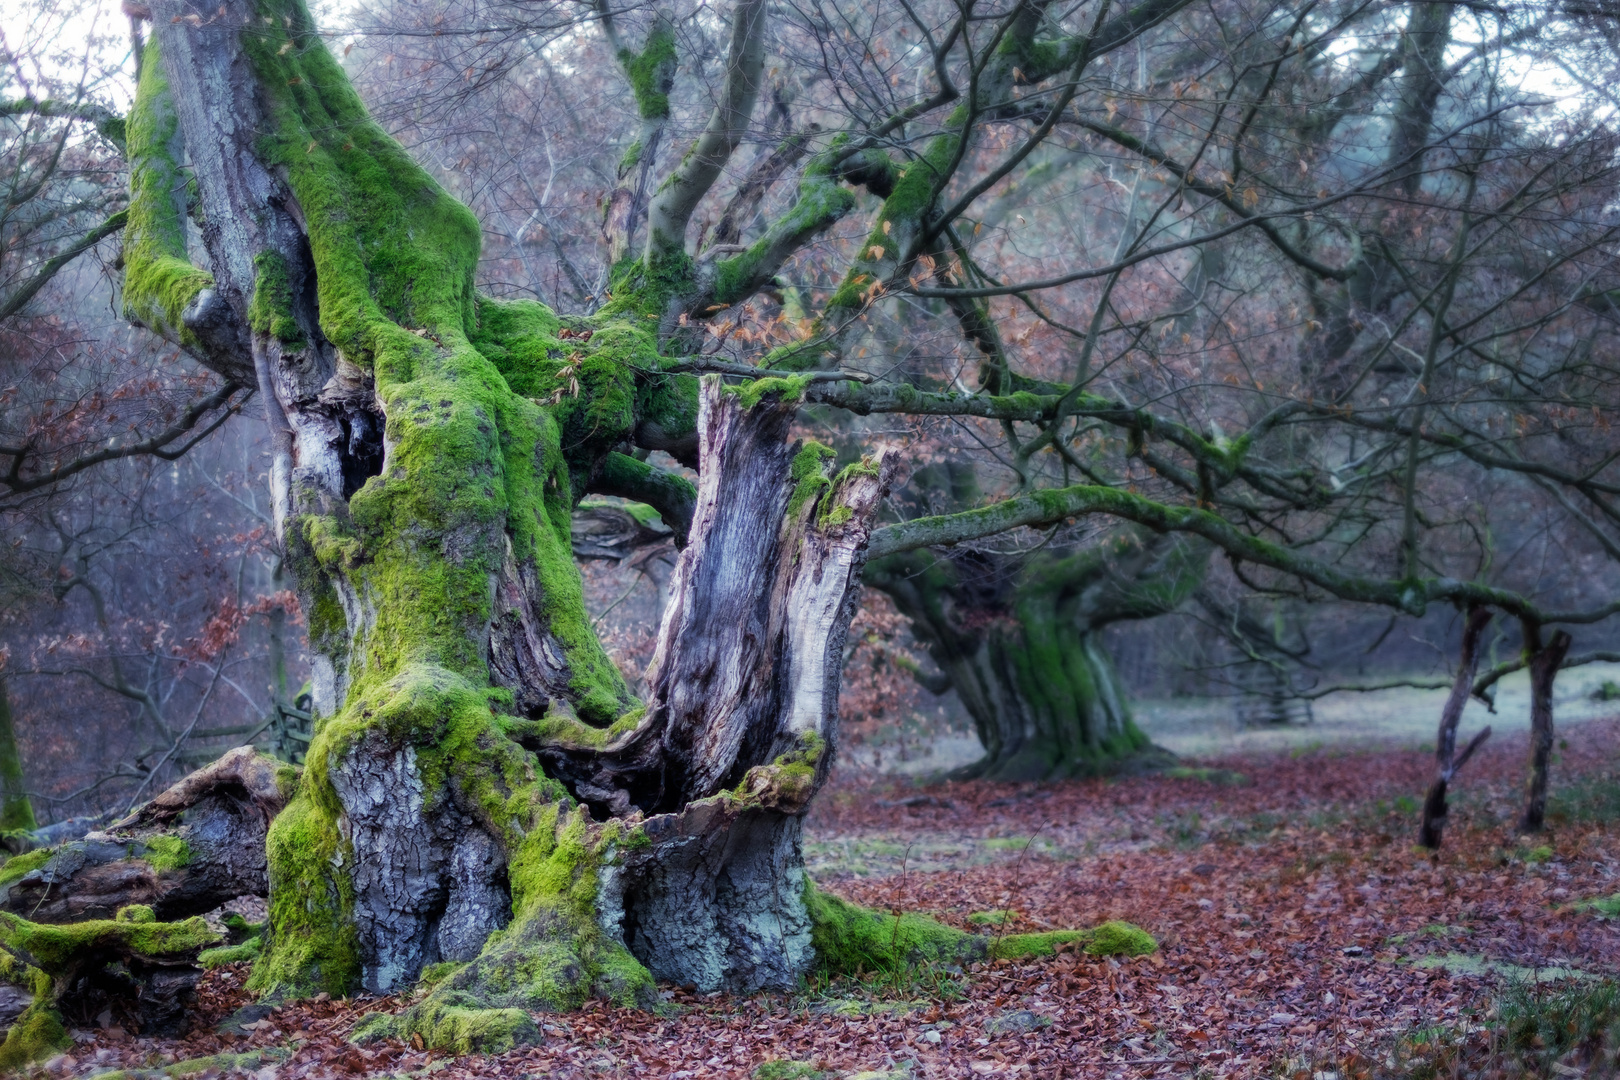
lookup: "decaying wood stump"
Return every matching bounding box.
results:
[1,747,290,922]
[0,747,287,1063]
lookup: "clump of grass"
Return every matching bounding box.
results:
[1546,774,1620,826]
[1497,977,1620,1071]
[1313,977,1620,1078]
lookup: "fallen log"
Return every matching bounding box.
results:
[0,748,292,923]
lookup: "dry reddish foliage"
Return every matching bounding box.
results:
[28,719,1620,1079]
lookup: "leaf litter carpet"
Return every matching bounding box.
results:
[28,719,1620,1079]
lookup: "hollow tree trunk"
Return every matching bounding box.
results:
[1518,626,1572,835]
[124,0,891,1047]
[866,534,1203,781]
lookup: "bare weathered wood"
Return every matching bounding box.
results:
[533,379,892,818]
[526,381,893,991]
[1,748,286,922]
[1418,606,1493,850]
[1519,626,1573,834]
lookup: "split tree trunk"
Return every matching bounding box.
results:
[125,0,883,1040]
[1518,626,1572,835]
[1418,606,1494,850]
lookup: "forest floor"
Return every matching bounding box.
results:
[27,715,1620,1080]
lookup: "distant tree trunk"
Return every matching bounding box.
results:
[0,676,34,835]
[948,616,1144,781]
[1518,625,1572,835]
[866,533,1204,781]
[1418,606,1493,850]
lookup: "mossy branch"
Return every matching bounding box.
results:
[121,39,214,357]
[866,482,1613,625]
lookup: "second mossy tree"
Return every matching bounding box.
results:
[867,522,1206,782]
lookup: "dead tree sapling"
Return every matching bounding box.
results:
[1518,623,1573,835]
[1419,606,1494,850]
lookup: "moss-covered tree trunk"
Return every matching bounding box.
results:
[0,676,34,835]
[92,0,1168,1056]
[866,534,1205,781]
[114,0,904,1040]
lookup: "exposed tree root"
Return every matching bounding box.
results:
[0,905,222,1068]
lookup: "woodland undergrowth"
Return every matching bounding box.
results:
[15,719,1620,1080]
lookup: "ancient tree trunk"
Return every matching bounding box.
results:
[866,534,1203,781]
[1518,626,1572,835]
[945,616,1143,782]
[1418,606,1494,850]
[0,676,34,835]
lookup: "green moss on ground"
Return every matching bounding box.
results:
[200,937,263,968]
[85,1048,290,1079]
[754,1062,829,1080]
[0,1004,65,1072]
[806,887,1154,976]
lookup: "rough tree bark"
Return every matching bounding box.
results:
[865,532,1204,781]
[1518,624,1573,835]
[1418,606,1494,850]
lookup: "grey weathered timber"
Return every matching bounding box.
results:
[1,747,286,922]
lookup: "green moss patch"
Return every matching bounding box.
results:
[754,1063,829,1080]
[140,835,190,874]
[86,1047,290,1079]
[807,887,1154,979]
